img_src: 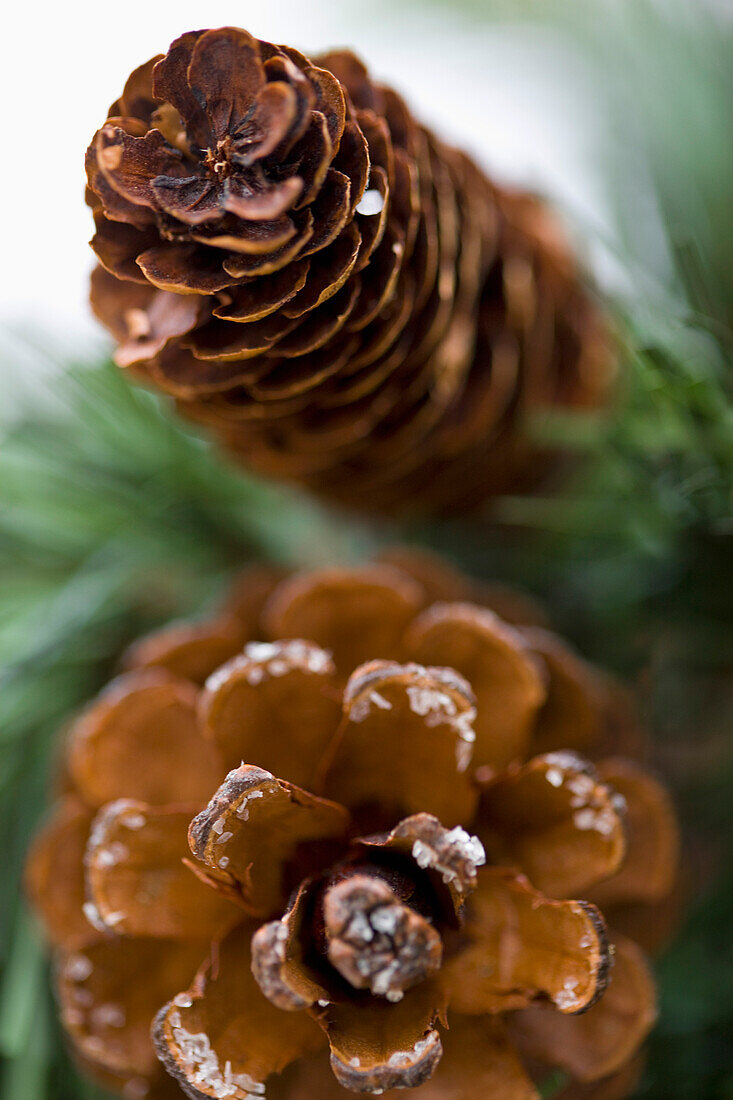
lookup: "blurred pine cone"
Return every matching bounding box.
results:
[87,28,613,517]
[27,550,677,1099]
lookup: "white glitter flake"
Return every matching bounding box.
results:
[349,689,395,723]
[454,708,476,772]
[573,807,617,836]
[236,788,264,821]
[387,1036,434,1067]
[347,910,375,943]
[573,808,596,831]
[242,640,334,683]
[369,906,400,936]
[411,839,434,871]
[405,685,476,771]
[372,958,403,1000]
[543,751,586,772]
[65,954,93,981]
[205,654,251,694]
[406,685,455,720]
[554,977,581,1011]
[82,901,109,932]
[169,1012,266,1098]
[612,792,628,815]
[444,827,486,868]
[272,922,288,959]
[566,774,596,806]
[370,691,392,710]
[411,827,485,891]
[244,642,279,662]
[541,758,620,835]
[94,840,129,867]
[92,1003,126,1028]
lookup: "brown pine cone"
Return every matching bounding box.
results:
[27,550,677,1098]
[87,28,613,517]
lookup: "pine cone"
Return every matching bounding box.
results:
[87,28,612,517]
[27,550,676,1098]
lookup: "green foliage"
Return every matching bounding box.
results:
[0,356,363,1099]
[417,4,733,1097]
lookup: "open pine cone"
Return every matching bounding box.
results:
[87,27,613,516]
[27,549,677,1099]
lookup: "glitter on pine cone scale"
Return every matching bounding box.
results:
[87,27,613,517]
[27,550,678,1099]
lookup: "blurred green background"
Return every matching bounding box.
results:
[1,1,731,1097]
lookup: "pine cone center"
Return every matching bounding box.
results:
[204,135,237,180]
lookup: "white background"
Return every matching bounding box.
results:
[1,0,614,350]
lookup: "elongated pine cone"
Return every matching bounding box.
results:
[27,548,678,1099]
[87,28,613,516]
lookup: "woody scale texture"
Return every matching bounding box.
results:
[87,27,612,516]
[27,549,678,1099]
